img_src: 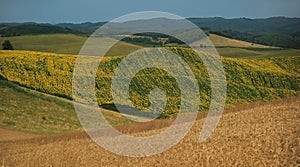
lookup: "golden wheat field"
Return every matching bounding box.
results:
[1,96,299,166]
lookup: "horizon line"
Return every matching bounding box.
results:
[0,16,299,24]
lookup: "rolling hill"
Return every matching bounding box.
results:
[0,23,80,37]
[0,79,134,134]
[0,16,299,167]
[1,96,299,166]
[195,34,274,48]
[0,34,143,55]
[56,17,300,36]
[61,16,300,49]
[2,33,300,58]
[2,17,300,49]
[0,49,298,118]
[56,22,106,34]
[188,17,300,34]
[216,47,300,58]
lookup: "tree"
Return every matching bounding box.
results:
[2,40,14,50]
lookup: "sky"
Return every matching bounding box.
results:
[0,0,299,23]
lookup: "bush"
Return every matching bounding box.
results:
[2,40,14,50]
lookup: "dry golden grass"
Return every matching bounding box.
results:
[1,96,299,166]
[194,34,275,48]
[0,129,38,142]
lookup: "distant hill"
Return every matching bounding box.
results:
[56,17,300,35]
[56,17,300,49]
[56,22,106,34]
[188,17,300,49]
[0,23,81,37]
[194,34,273,48]
[188,17,300,34]
[1,17,300,48]
[207,29,300,49]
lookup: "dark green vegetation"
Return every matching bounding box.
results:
[188,17,300,33]
[121,36,163,47]
[120,31,209,47]
[0,23,81,37]
[209,29,300,49]
[0,49,299,118]
[56,22,106,34]
[2,40,14,50]
[189,17,300,49]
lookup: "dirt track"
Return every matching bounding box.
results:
[1,97,299,166]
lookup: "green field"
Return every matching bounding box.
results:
[0,79,81,134]
[0,79,134,134]
[0,34,143,56]
[216,47,300,58]
[0,34,86,54]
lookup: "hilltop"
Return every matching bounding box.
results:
[195,34,273,48]
[0,34,143,55]
[0,23,81,37]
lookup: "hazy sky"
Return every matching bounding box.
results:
[0,0,299,23]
